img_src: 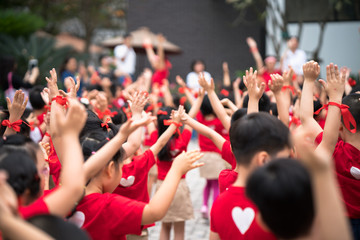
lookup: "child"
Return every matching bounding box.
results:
[209,112,291,240]
[74,106,203,240]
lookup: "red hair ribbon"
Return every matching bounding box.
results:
[314,102,357,133]
[180,96,187,105]
[95,108,117,120]
[2,119,23,132]
[163,120,183,138]
[220,89,229,97]
[348,78,356,87]
[288,117,301,128]
[239,89,243,96]
[28,121,35,131]
[145,104,154,113]
[44,105,51,112]
[51,96,68,108]
[281,86,296,95]
[101,118,111,130]
[157,102,163,107]
[178,87,188,94]
[157,110,168,115]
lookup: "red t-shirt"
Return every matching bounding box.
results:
[211,186,276,240]
[316,132,360,218]
[112,150,155,203]
[75,193,146,240]
[261,69,282,92]
[48,142,61,187]
[221,141,236,169]
[152,65,170,87]
[157,129,192,180]
[143,130,158,147]
[219,169,238,193]
[197,113,229,153]
[19,196,49,220]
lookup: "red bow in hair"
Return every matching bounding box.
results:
[51,96,68,108]
[157,102,163,107]
[145,104,154,113]
[157,110,168,115]
[101,118,111,130]
[282,86,296,95]
[163,120,183,138]
[220,89,229,97]
[314,102,357,133]
[28,121,35,131]
[95,108,117,120]
[2,119,23,132]
[348,78,356,87]
[180,96,187,105]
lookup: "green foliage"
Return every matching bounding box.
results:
[0,33,74,84]
[0,10,45,38]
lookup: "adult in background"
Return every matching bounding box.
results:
[281,36,306,87]
[186,59,211,92]
[114,33,136,84]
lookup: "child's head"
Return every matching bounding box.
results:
[341,93,360,133]
[246,158,314,239]
[29,85,46,110]
[242,93,271,113]
[230,108,247,124]
[229,112,291,167]
[80,109,118,139]
[200,95,214,116]
[191,59,206,73]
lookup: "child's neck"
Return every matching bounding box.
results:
[344,132,360,150]
[232,166,251,187]
[85,179,104,196]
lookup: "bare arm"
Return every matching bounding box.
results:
[209,231,221,240]
[269,74,289,126]
[198,73,232,131]
[141,150,203,224]
[222,62,231,87]
[243,67,265,114]
[246,37,264,71]
[233,77,243,108]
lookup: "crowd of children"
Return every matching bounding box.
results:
[0,34,359,240]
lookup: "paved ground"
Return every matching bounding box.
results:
[148,139,211,240]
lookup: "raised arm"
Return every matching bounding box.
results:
[269,73,290,126]
[198,73,232,131]
[176,75,195,105]
[141,150,203,224]
[246,37,264,71]
[317,63,346,154]
[232,77,243,108]
[122,91,149,158]
[243,67,265,114]
[156,34,166,70]
[3,90,28,136]
[222,62,231,87]
[294,129,352,240]
[300,61,323,138]
[46,98,86,217]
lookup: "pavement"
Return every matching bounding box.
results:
[148,139,211,240]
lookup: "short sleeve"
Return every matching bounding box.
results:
[133,149,156,171]
[108,195,146,236]
[19,197,49,219]
[221,141,236,169]
[114,45,126,58]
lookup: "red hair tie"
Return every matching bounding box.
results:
[95,108,117,120]
[220,89,229,97]
[180,96,187,105]
[2,119,23,132]
[101,118,111,130]
[145,104,154,113]
[178,87,188,94]
[163,120,183,138]
[157,110,168,115]
[157,102,163,107]
[288,117,301,128]
[314,102,357,133]
[239,89,243,95]
[28,121,35,131]
[51,96,68,108]
[281,86,296,95]
[348,78,356,87]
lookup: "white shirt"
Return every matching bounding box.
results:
[282,49,307,75]
[114,44,136,75]
[186,71,212,91]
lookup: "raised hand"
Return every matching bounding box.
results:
[45,68,59,100]
[6,90,28,123]
[59,76,80,99]
[243,67,264,100]
[303,61,320,81]
[171,105,185,124]
[319,63,345,101]
[269,73,284,94]
[176,75,186,88]
[246,37,257,48]
[129,91,149,115]
[172,150,204,175]
[119,112,155,137]
[51,99,87,138]
[222,62,229,73]
[94,92,108,113]
[40,88,50,105]
[198,73,214,92]
[282,66,294,85]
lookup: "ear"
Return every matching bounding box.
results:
[254,151,270,166]
[256,213,271,233]
[104,161,115,178]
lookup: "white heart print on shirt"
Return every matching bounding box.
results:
[350,166,360,180]
[232,207,255,235]
[120,175,135,187]
[68,211,85,228]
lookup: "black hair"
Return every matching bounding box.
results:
[342,93,360,132]
[200,95,214,116]
[313,99,322,118]
[110,107,127,125]
[0,140,40,198]
[0,56,16,90]
[28,215,90,240]
[123,33,132,39]
[29,85,46,110]
[229,112,290,166]
[157,106,176,161]
[59,56,75,75]
[190,59,206,72]
[80,109,118,139]
[246,158,314,239]
[270,102,278,117]
[242,93,271,113]
[230,108,247,124]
